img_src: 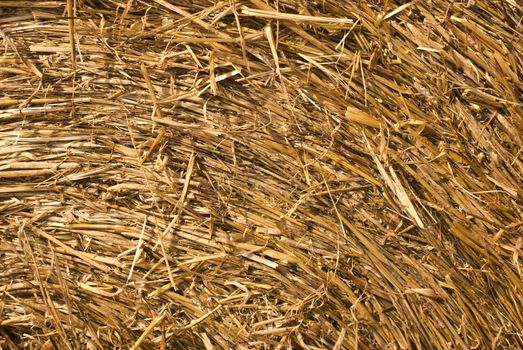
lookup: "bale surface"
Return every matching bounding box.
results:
[0,0,522,349]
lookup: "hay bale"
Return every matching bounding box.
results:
[0,0,522,348]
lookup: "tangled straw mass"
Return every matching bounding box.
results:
[0,0,522,349]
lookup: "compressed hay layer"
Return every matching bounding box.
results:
[0,0,522,348]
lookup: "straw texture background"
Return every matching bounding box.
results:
[0,0,522,349]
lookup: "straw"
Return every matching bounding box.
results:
[0,0,522,349]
